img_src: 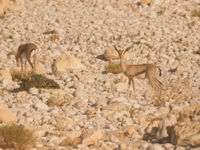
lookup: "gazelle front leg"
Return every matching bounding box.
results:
[127,77,131,98]
[131,77,137,99]
[20,58,24,77]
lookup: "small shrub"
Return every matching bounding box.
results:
[191,9,200,17]
[0,124,35,149]
[13,74,60,92]
[105,61,122,74]
[50,34,59,41]
[11,70,32,81]
[129,108,135,118]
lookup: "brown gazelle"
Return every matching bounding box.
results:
[114,46,162,99]
[16,43,38,75]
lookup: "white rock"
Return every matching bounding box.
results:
[1,78,13,87]
[49,136,62,145]
[34,102,49,111]
[0,106,16,123]
[147,144,165,150]
[52,53,86,76]
[29,87,39,95]
[175,146,186,150]
[73,89,88,99]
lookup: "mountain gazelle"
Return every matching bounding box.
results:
[114,45,162,99]
[16,43,38,76]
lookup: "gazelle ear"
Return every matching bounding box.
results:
[113,46,118,52]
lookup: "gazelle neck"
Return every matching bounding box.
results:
[120,54,127,72]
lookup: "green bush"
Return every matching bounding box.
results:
[0,124,35,149]
[13,74,60,92]
[105,61,122,74]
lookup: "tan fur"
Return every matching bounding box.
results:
[16,43,38,75]
[114,46,162,99]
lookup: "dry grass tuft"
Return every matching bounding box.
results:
[50,34,59,41]
[129,108,136,118]
[191,9,200,17]
[0,124,35,149]
[105,61,122,74]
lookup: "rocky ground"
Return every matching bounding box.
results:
[0,0,200,149]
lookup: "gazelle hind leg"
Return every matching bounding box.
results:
[147,76,160,99]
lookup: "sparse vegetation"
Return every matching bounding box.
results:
[0,124,35,149]
[191,9,200,17]
[13,74,60,92]
[105,61,122,74]
[50,34,59,41]
[129,108,135,118]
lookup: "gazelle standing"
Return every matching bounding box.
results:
[114,46,162,99]
[16,43,38,76]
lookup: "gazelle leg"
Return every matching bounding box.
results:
[20,58,23,77]
[33,53,37,72]
[147,76,157,99]
[26,56,34,69]
[24,60,27,74]
[151,77,162,99]
[131,77,137,99]
[127,77,131,98]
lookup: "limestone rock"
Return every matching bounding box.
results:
[52,53,85,76]
[147,144,164,150]
[0,0,23,17]
[104,46,119,61]
[103,101,126,112]
[33,102,49,112]
[0,106,16,123]
[55,115,76,130]
[104,46,130,61]
[145,120,160,137]
[81,128,105,146]
[0,69,12,81]
[147,105,200,147]
[64,130,82,146]
[167,105,200,147]
[141,0,151,5]
[156,114,177,140]
[0,0,10,17]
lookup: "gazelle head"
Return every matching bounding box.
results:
[114,46,132,58]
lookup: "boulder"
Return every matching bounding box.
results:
[55,115,76,131]
[0,0,23,17]
[52,53,85,76]
[64,130,82,146]
[81,128,105,146]
[104,46,131,61]
[0,106,16,123]
[104,46,119,61]
[102,101,126,112]
[146,105,200,147]
[141,0,151,5]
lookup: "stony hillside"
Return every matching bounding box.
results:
[0,0,200,149]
